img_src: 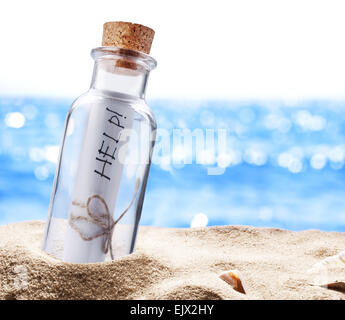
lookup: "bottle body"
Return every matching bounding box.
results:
[42,47,157,263]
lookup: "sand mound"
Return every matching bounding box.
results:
[0,221,344,300]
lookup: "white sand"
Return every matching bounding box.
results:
[0,221,344,300]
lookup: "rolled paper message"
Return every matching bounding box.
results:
[62,104,134,263]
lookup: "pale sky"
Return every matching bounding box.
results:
[1,0,345,100]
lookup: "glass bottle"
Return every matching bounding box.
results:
[42,27,157,263]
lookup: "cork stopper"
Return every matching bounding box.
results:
[102,21,155,55]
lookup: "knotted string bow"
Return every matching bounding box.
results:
[69,178,140,260]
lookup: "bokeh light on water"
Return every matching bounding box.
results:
[1,97,345,231]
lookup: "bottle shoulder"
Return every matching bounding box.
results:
[69,89,157,129]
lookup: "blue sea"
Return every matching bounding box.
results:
[1,97,345,231]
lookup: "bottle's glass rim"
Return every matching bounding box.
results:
[91,46,157,71]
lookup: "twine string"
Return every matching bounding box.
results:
[69,178,141,260]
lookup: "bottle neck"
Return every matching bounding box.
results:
[90,60,150,99]
[89,47,156,100]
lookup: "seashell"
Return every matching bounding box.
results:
[320,282,345,293]
[309,250,345,272]
[307,251,345,287]
[219,269,246,294]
